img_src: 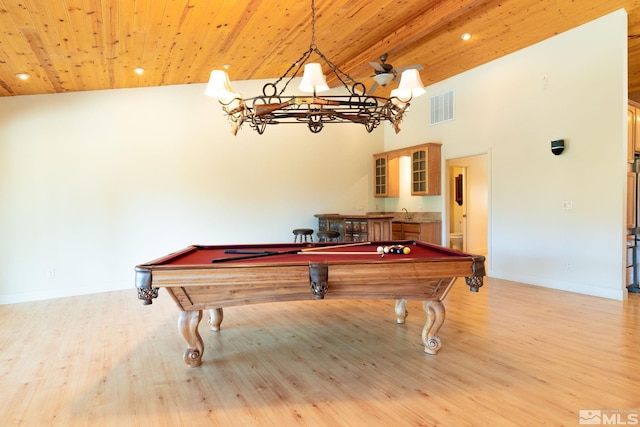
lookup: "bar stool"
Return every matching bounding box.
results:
[293,228,314,242]
[317,230,340,242]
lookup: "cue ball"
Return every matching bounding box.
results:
[403,246,411,255]
[377,246,383,253]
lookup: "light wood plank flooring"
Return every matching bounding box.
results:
[1,277,639,426]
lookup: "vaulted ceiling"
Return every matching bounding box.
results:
[1,0,639,98]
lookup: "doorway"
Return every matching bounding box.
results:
[446,154,489,256]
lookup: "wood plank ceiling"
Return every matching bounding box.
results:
[1,0,639,98]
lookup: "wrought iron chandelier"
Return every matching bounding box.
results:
[204,0,426,135]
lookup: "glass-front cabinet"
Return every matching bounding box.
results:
[411,149,427,194]
[410,144,440,196]
[373,154,399,198]
[373,143,441,198]
[374,154,387,196]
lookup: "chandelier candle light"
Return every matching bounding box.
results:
[205,0,426,135]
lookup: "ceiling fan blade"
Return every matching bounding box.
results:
[394,64,424,73]
[369,61,386,72]
[368,82,380,94]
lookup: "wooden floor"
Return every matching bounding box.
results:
[1,277,639,426]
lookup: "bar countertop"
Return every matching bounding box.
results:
[315,212,441,223]
[314,213,395,219]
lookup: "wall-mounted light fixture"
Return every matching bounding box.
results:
[551,139,565,155]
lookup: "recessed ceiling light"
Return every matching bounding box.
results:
[461,33,472,41]
[16,73,30,80]
[134,67,145,75]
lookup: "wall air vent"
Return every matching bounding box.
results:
[430,89,455,125]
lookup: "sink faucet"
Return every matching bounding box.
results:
[402,208,410,220]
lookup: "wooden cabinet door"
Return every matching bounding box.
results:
[411,150,427,194]
[419,223,442,245]
[629,105,637,163]
[369,219,391,241]
[373,154,399,198]
[410,144,441,196]
[373,154,388,197]
[391,222,403,240]
[632,101,640,156]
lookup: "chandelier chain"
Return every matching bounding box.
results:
[270,47,313,96]
[275,0,360,95]
[310,0,316,47]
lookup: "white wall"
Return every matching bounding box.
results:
[0,81,384,303]
[384,9,628,299]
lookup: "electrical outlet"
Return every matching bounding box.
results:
[562,201,573,210]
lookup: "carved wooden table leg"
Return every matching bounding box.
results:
[178,310,204,367]
[422,300,445,354]
[208,308,223,331]
[395,299,408,324]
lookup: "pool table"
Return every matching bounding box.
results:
[135,240,485,367]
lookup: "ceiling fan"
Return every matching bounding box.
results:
[368,53,424,93]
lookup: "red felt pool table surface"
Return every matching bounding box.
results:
[135,240,485,366]
[151,240,472,266]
